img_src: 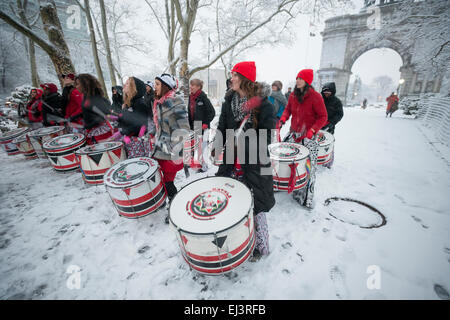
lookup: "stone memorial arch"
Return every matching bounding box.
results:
[317,0,445,103]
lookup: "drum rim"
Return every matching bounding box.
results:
[75,141,123,155]
[269,142,309,161]
[168,176,254,236]
[103,157,160,188]
[42,133,85,150]
[0,127,29,141]
[12,133,30,144]
[317,130,335,146]
[28,126,64,137]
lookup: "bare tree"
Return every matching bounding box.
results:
[0,0,75,88]
[99,0,116,87]
[10,0,41,87]
[75,0,108,98]
[144,0,181,75]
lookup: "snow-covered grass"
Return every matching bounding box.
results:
[0,108,449,300]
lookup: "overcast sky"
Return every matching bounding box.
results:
[123,0,402,91]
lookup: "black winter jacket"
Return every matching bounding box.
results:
[144,90,154,118]
[82,95,111,130]
[188,90,215,130]
[42,92,63,125]
[111,86,123,114]
[215,84,276,215]
[321,82,344,126]
[118,77,149,137]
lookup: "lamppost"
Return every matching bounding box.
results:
[397,78,405,97]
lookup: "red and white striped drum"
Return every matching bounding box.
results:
[317,130,335,166]
[183,130,200,167]
[169,176,255,275]
[104,157,167,219]
[75,142,126,185]
[12,133,37,159]
[43,133,86,172]
[269,142,310,192]
[0,127,29,156]
[28,126,65,159]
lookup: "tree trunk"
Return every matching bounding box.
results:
[99,0,116,87]
[16,0,40,87]
[84,0,108,99]
[28,39,40,87]
[0,6,75,87]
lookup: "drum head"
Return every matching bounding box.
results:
[43,133,85,150]
[76,141,123,155]
[318,130,334,147]
[269,142,309,162]
[104,157,159,188]
[0,127,29,141]
[12,133,29,144]
[169,177,253,235]
[29,126,64,137]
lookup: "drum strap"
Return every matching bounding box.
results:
[288,162,299,194]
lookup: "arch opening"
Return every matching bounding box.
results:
[347,48,403,106]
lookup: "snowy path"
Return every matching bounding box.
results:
[1,107,449,300]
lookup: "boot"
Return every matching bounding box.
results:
[253,212,269,257]
[164,182,177,224]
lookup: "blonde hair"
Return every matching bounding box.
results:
[123,77,137,107]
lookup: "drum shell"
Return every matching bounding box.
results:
[171,209,254,275]
[28,126,65,159]
[104,165,167,218]
[317,130,335,166]
[43,134,86,172]
[271,158,309,191]
[13,135,37,159]
[75,144,126,185]
[269,142,310,192]
[0,128,30,156]
[183,131,200,165]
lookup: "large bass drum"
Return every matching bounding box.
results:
[317,130,335,167]
[75,141,126,185]
[169,176,255,275]
[0,127,30,156]
[28,126,65,159]
[104,157,167,219]
[43,133,86,172]
[269,142,310,192]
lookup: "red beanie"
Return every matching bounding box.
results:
[231,61,256,82]
[40,83,58,94]
[296,69,314,85]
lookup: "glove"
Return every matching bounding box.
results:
[202,124,208,130]
[276,120,285,130]
[306,129,315,140]
[110,131,123,141]
[107,114,119,121]
[138,125,147,137]
[123,136,131,144]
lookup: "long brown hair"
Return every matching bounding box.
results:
[294,83,314,104]
[75,73,104,98]
[123,77,137,107]
[154,80,172,100]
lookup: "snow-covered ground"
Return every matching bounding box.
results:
[1,107,449,300]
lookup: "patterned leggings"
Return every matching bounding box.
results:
[286,136,319,208]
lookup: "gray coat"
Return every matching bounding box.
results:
[149,92,190,160]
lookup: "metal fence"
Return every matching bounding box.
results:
[415,95,450,147]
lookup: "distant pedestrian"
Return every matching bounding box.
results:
[285,87,292,100]
[386,92,399,118]
[268,80,287,119]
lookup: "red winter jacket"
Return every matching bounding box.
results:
[27,89,43,123]
[386,95,399,112]
[65,88,83,124]
[280,88,328,139]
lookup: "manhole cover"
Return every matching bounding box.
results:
[324,197,387,229]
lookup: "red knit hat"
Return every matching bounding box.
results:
[296,69,314,85]
[231,61,256,82]
[40,83,58,94]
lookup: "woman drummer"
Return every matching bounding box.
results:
[277,69,328,208]
[214,61,276,259]
[75,74,113,144]
[148,73,190,223]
